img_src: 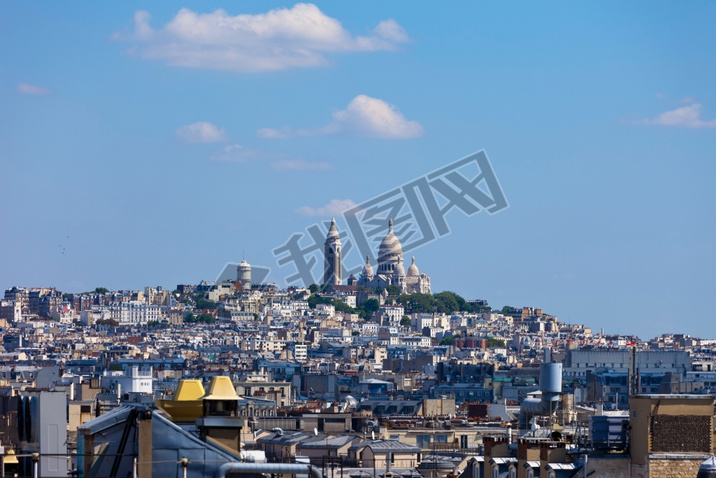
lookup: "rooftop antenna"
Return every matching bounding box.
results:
[371,431,375,440]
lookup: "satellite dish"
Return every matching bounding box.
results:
[371,431,375,441]
[314,428,318,436]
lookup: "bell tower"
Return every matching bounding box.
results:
[323,217,342,285]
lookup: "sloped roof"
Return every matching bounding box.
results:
[299,435,357,449]
[77,405,134,435]
[349,440,421,453]
[174,379,205,400]
[202,376,239,400]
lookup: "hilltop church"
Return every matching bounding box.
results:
[323,217,431,294]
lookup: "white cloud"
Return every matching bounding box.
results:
[211,144,272,162]
[331,94,425,138]
[643,103,716,128]
[115,4,409,73]
[16,83,51,95]
[258,94,424,139]
[271,159,334,171]
[176,122,227,143]
[298,199,357,217]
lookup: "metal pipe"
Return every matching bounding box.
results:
[215,462,323,478]
[181,458,189,478]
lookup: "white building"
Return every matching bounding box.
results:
[102,366,153,395]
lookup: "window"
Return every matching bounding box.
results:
[416,435,431,448]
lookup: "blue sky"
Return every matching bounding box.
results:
[2,2,715,340]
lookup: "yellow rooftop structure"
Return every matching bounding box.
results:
[173,379,205,401]
[4,449,19,465]
[155,379,206,422]
[202,376,239,401]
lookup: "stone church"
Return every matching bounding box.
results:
[324,217,431,294]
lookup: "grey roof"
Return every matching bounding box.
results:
[349,439,421,453]
[299,435,357,449]
[77,406,134,435]
[348,469,423,478]
[418,453,468,470]
[258,431,312,446]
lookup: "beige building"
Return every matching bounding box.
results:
[629,394,714,478]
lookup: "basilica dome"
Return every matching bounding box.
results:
[407,256,419,277]
[362,255,374,278]
[378,218,403,261]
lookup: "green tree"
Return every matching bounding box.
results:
[333,301,355,313]
[309,284,319,294]
[487,338,506,348]
[95,287,109,294]
[434,291,459,314]
[440,335,455,346]
[308,294,332,309]
[501,306,520,316]
[197,313,215,324]
[362,298,380,314]
[184,312,197,323]
[397,293,435,314]
[400,316,412,327]
[195,294,216,310]
[386,285,400,296]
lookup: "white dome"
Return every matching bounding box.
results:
[393,259,405,277]
[378,218,402,260]
[407,256,419,277]
[362,255,374,276]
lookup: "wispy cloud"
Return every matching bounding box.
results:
[271,159,334,171]
[176,122,228,143]
[258,94,424,139]
[643,103,716,128]
[298,199,356,217]
[16,83,51,95]
[211,144,279,162]
[114,4,409,73]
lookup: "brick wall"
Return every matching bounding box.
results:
[648,457,704,478]
[587,456,631,478]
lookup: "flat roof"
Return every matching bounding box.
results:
[633,394,715,399]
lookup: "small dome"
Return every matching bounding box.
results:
[393,258,405,277]
[237,260,251,270]
[362,255,374,276]
[407,256,419,277]
[378,218,403,260]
